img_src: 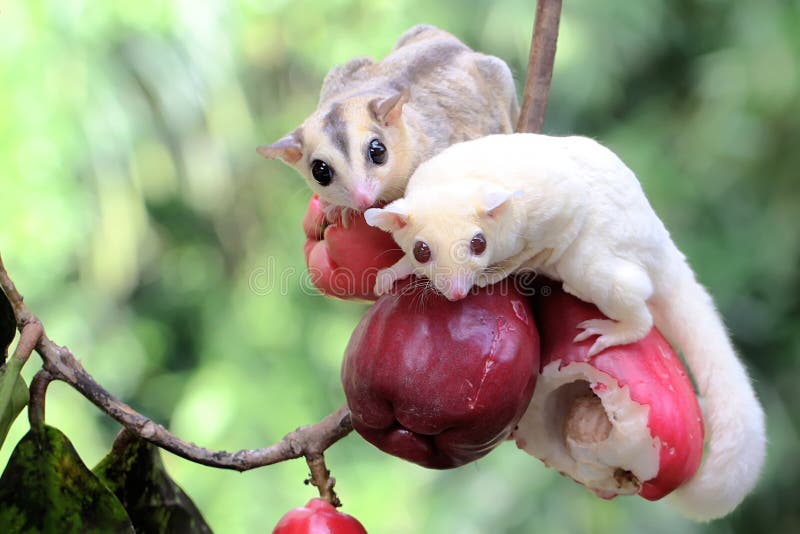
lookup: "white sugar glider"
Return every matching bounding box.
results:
[258,24,519,217]
[365,133,766,521]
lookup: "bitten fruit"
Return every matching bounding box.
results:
[342,279,540,469]
[303,195,403,300]
[514,282,704,500]
[273,498,367,534]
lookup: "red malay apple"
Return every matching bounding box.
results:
[514,282,704,500]
[342,279,540,469]
[273,498,367,534]
[303,195,403,301]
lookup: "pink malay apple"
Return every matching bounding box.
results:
[514,282,704,500]
[273,498,367,534]
[342,279,540,469]
[303,195,403,301]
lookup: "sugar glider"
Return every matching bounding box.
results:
[365,133,766,521]
[258,24,519,217]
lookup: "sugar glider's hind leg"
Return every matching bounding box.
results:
[571,259,655,356]
[474,54,520,131]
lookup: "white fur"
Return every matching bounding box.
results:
[367,133,766,520]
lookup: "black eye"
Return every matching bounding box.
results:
[470,233,487,256]
[413,241,431,263]
[311,160,334,186]
[368,139,387,165]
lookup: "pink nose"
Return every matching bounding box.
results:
[353,189,374,211]
[448,288,468,301]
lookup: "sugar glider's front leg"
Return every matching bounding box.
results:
[319,200,358,228]
[374,255,415,296]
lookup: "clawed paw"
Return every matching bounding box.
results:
[374,269,396,296]
[574,319,624,357]
[322,204,357,228]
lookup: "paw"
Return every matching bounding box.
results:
[374,269,397,296]
[339,207,357,229]
[476,270,506,289]
[573,319,625,357]
[322,202,342,225]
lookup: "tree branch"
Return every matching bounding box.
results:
[0,251,352,471]
[517,0,563,134]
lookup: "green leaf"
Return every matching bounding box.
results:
[93,434,213,534]
[0,425,135,533]
[0,289,14,363]
[0,361,28,449]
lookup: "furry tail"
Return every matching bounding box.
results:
[651,252,766,521]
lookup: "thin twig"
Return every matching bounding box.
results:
[306,454,341,507]
[517,0,563,134]
[0,250,353,471]
[0,254,33,328]
[0,320,43,417]
[11,320,43,366]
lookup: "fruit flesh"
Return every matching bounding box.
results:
[515,283,704,500]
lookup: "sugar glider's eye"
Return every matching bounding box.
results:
[470,233,487,256]
[368,139,387,165]
[311,160,334,186]
[413,240,431,263]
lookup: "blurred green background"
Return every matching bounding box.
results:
[1,0,798,532]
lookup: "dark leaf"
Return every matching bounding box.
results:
[0,289,14,363]
[93,433,213,534]
[0,424,134,533]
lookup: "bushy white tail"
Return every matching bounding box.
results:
[651,254,766,521]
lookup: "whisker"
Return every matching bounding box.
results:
[399,278,427,297]
[421,280,440,308]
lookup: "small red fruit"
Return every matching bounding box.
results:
[302,195,403,300]
[514,282,704,500]
[273,498,367,534]
[342,278,540,468]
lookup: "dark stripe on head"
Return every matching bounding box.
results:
[323,103,350,163]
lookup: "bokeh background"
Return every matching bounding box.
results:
[1,0,798,532]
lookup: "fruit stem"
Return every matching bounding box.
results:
[27,368,54,429]
[305,453,341,507]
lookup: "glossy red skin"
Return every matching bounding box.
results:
[342,279,540,469]
[531,281,704,500]
[303,195,403,301]
[273,498,367,534]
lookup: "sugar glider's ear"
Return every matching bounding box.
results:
[368,90,410,127]
[257,131,303,165]
[482,189,523,219]
[364,200,409,232]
